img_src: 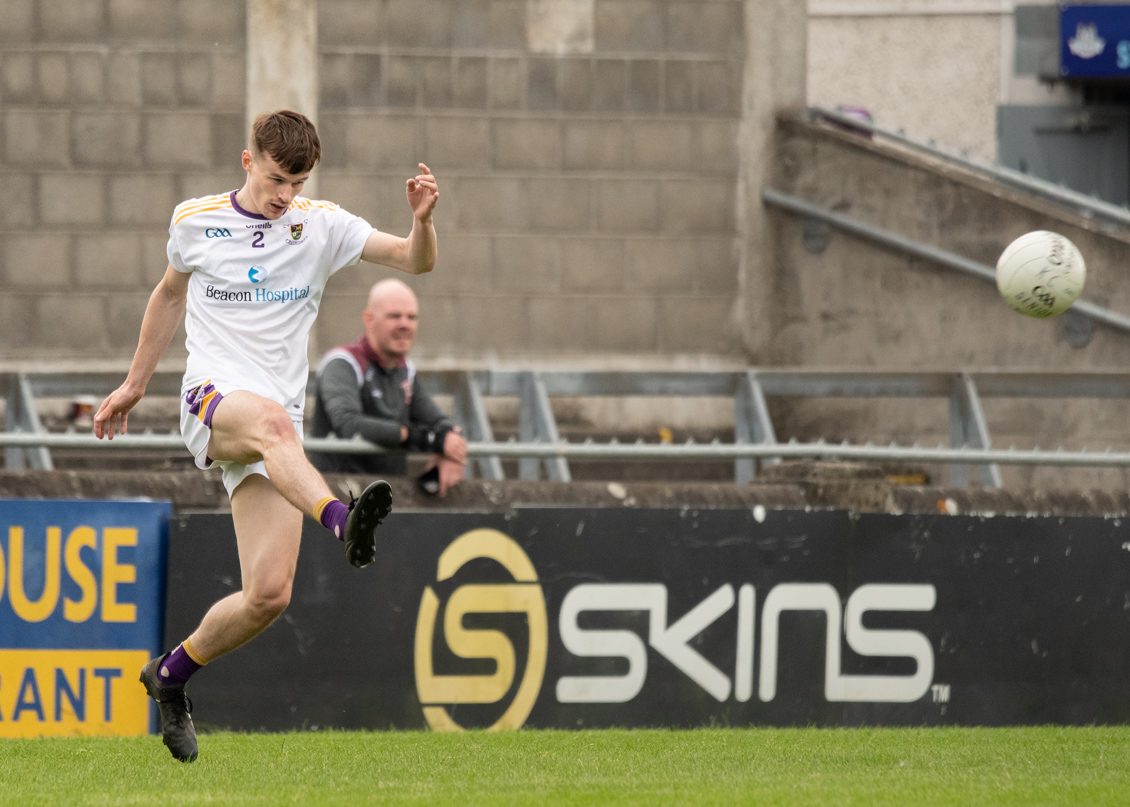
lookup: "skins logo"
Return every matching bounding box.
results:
[414,529,547,732]
[557,582,936,705]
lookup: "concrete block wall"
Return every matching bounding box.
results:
[314,0,746,360]
[0,0,246,357]
[769,118,1130,489]
[771,118,1130,371]
[807,6,1006,162]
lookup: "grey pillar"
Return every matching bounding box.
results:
[246,0,319,193]
[526,0,594,53]
[737,0,807,357]
[247,0,320,363]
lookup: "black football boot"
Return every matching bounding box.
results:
[343,480,393,568]
[139,657,198,762]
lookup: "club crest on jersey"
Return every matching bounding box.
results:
[287,220,308,245]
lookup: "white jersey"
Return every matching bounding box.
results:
[167,191,374,414]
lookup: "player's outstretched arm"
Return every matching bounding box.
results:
[94,264,189,440]
[361,163,438,275]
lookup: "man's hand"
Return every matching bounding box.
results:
[443,429,467,464]
[93,382,144,440]
[406,163,438,222]
[424,454,465,497]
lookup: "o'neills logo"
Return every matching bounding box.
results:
[414,529,547,732]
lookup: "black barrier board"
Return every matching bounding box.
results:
[165,509,1130,731]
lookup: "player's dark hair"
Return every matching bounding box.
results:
[250,110,321,175]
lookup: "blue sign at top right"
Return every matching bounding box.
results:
[1061,5,1130,78]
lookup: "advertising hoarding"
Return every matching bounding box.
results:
[0,501,171,737]
[167,508,1130,730]
[1060,4,1130,78]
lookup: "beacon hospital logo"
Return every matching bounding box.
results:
[414,530,937,731]
[205,279,310,304]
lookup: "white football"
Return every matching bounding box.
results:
[995,231,1086,318]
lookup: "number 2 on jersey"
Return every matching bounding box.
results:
[252,232,264,248]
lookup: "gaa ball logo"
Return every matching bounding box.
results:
[413,529,548,731]
[996,231,1086,318]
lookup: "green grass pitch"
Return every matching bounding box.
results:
[2,727,1129,806]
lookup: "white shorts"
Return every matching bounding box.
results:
[180,380,303,499]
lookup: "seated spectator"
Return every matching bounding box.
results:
[310,279,466,495]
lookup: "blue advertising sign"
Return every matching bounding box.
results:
[0,500,171,737]
[1060,4,1130,78]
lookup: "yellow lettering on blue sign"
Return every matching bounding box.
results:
[64,527,97,623]
[8,526,61,622]
[101,529,137,623]
[0,650,149,737]
[0,526,138,625]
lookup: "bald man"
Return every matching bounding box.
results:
[310,279,467,495]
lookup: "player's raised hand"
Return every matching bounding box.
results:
[406,163,438,222]
[93,383,143,440]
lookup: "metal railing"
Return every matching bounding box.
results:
[7,368,1130,487]
[761,188,1130,335]
[808,106,1130,230]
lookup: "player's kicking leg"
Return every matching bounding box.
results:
[203,386,392,566]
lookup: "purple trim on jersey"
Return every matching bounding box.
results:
[186,382,224,428]
[202,392,222,427]
[230,190,268,220]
